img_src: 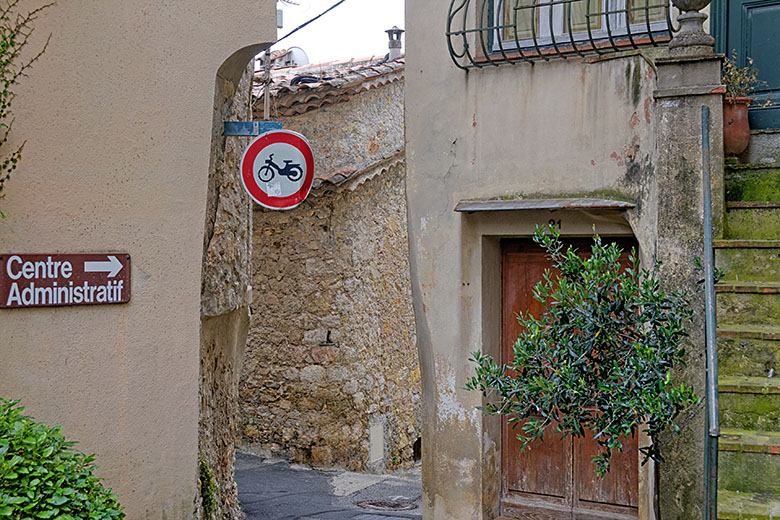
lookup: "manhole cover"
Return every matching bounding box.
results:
[356,499,417,511]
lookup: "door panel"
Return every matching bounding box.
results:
[504,420,571,498]
[575,433,639,508]
[723,0,780,129]
[500,237,639,519]
[502,243,571,499]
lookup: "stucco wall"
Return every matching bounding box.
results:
[0,2,275,518]
[240,161,421,471]
[405,1,718,518]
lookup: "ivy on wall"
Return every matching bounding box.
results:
[0,1,51,218]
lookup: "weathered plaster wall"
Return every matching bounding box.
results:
[198,66,254,519]
[405,1,719,518]
[240,161,421,471]
[653,55,724,519]
[406,28,660,520]
[0,2,275,518]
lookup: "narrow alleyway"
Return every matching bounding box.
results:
[235,451,423,520]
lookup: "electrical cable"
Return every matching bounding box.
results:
[272,0,349,48]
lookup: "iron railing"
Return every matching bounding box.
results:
[447,0,677,69]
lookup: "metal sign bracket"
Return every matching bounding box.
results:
[223,121,283,136]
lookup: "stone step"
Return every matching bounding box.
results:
[719,446,780,496]
[719,332,780,378]
[718,489,780,519]
[715,240,780,283]
[717,281,780,293]
[716,290,780,328]
[719,325,780,342]
[720,428,780,455]
[719,376,780,432]
[725,163,780,202]
[724,204,780,240]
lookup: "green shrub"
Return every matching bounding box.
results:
[466,226,699,477]
[0,398,125,519]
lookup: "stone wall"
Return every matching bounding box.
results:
[239,160,421,471]
[270,80,405,177]
[199,65,254,519]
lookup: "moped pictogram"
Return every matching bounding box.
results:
[256,153,304,182]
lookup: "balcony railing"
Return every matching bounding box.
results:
[447,0,677,70]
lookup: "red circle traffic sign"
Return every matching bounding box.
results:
[240,130,315,210]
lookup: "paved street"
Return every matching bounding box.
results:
[236,451,423,520]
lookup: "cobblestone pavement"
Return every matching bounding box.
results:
[235,451,423,520]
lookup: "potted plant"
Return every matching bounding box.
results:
[466,226,699,477]
[722,51,770,156]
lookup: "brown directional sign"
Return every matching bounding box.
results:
[0,253,131,309]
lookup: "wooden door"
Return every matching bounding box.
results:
[715,0,780,129]
[500,238,639,520]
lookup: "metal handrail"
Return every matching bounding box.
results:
[446,0,676,70]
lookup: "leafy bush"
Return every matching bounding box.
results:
[466,226,699,477]
[0,398,125,519]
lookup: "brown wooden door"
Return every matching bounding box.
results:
[500,238,639,520]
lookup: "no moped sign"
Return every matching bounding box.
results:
[240,130,315,210]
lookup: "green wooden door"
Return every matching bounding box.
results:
[714,0,780,129]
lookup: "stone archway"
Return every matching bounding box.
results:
[197,47,268,520]
[197,48,427,519]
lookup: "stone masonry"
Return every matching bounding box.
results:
[199,63,254,519]
[239,59,421,471]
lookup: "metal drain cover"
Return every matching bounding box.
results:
[356,499,417,511]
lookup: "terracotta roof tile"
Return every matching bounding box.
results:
[253,55,404,117]
[310,154,403,192]
[314,168,358,186]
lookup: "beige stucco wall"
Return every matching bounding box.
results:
[0,2,275,518]
[406,1,718,519]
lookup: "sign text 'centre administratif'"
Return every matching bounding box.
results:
[0,253,131,309]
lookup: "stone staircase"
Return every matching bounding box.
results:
[716,162,780,519]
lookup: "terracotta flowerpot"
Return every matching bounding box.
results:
[723,97,752,156]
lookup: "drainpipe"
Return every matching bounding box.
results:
[701,105,720,520]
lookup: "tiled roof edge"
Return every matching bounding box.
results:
[312,151,405,192]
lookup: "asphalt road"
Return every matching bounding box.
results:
[235,451,423,520]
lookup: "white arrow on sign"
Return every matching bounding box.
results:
[84,255,124,278]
